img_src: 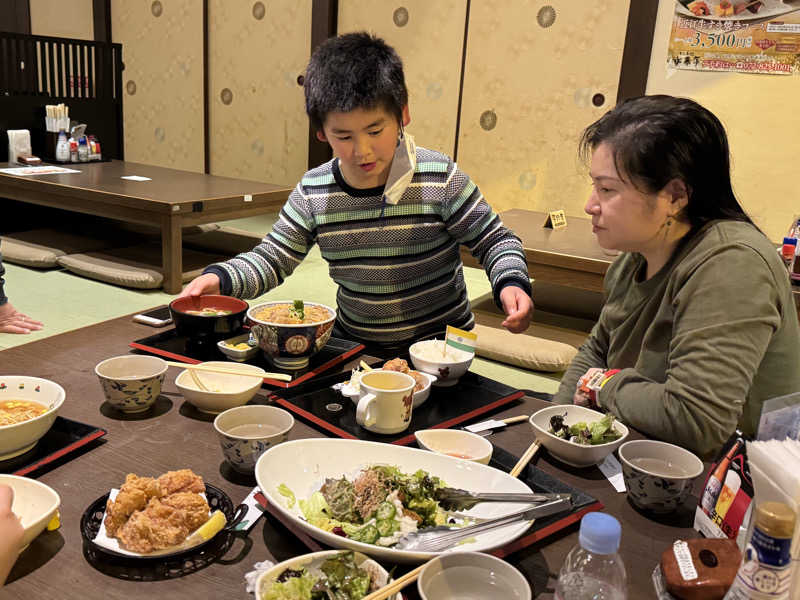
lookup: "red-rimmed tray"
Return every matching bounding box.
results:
[1,416,106,476]
[270,371,524,446]
[253,443,601,563]
[130,329,365,388]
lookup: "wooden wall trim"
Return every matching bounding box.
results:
[92,0,111,43]
[203,0,209,173]
[616,0,659,103]
[307,0,337,170]
[452,0,471,162]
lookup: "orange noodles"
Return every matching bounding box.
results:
[253,303,332,325]
[0,399,48,426]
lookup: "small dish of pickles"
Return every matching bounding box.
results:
[217,333,259,362]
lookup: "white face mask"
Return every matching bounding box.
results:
[382,130,417,205]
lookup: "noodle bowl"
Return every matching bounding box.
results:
[0,376,65,460]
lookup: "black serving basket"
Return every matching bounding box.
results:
[80,483,246,580]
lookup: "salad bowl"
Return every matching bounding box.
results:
[529,404,629,468]
[254,438,535,564]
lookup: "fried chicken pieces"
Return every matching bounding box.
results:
[104,469,209,553]
[383,357,427,392]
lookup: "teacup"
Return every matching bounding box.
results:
[355,370,415,434]
[213,405,294,474]
[94,355,167,413]
[618,440,704,513]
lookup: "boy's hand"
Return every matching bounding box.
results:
[0,484,24,585]
[177,273,221,299]
[499,286,533,333]
[0,302,43,334]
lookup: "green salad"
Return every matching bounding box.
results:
[261,551,375,600]
[548,412,622,445]
[280,466,452,548]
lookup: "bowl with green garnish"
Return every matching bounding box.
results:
[529,405,629,468]
[247,300,337,370]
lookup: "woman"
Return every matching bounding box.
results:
[553,95,800,457]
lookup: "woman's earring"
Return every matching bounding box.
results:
[665,216,673,228]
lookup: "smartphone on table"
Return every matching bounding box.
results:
[133,306,173,327]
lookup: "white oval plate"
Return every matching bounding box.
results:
[255,438,534,564]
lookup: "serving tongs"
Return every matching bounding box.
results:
[395,495,573,552]
[434,487,571,511]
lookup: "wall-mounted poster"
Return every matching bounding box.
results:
[668,0,800,75]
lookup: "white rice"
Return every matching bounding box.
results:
[412,340,473,363]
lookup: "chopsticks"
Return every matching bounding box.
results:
[164,361,292,382]
[510,440,542,478]
[362,561,429,600]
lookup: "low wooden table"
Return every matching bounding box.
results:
[0,315,700,598]
[462,209,614,293]
[0,161,291,293]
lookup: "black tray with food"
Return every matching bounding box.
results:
[130,329,364,389]
[270,370,525,446]
[80,482,246,580]
[1,416,107,476]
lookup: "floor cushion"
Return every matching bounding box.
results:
[0,229,118,268]
[56,243,232,290]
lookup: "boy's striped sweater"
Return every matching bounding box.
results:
[206,147,531,345]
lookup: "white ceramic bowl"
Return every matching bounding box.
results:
[414,429,493,465]
[176,361,265,414]
[217,334,259,362]
[409,340,474,387]
[255,438,535,564]
[343,369,436,409]
[418,551,532,600]
[94,355,167,413]
[214,405,294,474]
[529,404,629,468]
[0,474,60,552]
[255,550,400,600]
[618,440,704,513]
[0,376,65,460]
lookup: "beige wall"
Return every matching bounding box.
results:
[457,0,630,215]
[112,0,205,172]
[30,0,94,40]
[338,0,467,156]
[647,0,799,242]
[208,1,311,187]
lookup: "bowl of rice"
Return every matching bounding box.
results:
[409,339,474,387]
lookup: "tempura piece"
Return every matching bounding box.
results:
[382,358,426,392]
[157,469,205,495]
[104,474,162,536]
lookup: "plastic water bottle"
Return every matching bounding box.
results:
[555,512,627,600]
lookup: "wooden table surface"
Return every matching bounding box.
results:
[0,161,292,293]
[462,209,616,293]
[0,315,701,598]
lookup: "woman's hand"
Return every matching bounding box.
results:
[177,273,221,299]
[0,484,24,585]
[0,303,43,334]
[499,286,534,333]
[573,367,606,407]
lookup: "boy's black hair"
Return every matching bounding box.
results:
[304,32,408,131]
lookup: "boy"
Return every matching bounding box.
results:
[180,32,532,353]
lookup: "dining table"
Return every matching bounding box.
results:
[0,313,703,598]
[0,161,292,293]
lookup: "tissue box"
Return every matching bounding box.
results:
[7,129,32,163]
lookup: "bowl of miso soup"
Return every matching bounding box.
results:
[169,294,249,343]
[0,376,65,460]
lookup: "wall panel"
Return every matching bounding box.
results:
[458,0,630,215]
[208,1,311,186]
[338,0,467,156]
[30,0,94,40]
[111,0,204,172]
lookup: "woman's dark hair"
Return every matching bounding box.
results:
[304,32,408,131]
[579,95,753,228]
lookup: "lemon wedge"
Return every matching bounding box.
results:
[183,510,226,547]
[46,510,61,531]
